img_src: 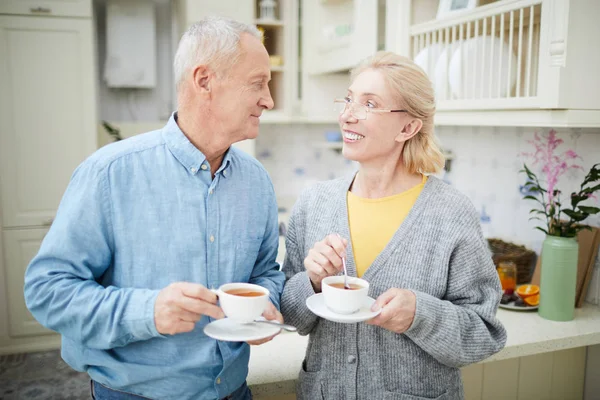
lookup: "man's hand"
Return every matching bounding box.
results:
[366,288,416,334]
[154,282,224,335]
[247,302,283,345]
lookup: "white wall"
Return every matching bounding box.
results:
[256,124,600,252]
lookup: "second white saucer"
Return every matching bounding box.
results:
[306,293,381,324]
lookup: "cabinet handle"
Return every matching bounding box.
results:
[30,7,52,14]
[43,218,54,226]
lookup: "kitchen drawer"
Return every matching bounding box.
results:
[0,0,92,18]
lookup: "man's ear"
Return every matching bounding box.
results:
[192,65,212,94]
[394,118,423,143]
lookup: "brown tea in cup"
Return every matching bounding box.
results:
[328,283,363,290]
[224,288,265,297]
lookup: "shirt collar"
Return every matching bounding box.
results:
[162,112,233,176]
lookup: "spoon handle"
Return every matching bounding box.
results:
[254,319,297,332]
[336,233,350,289]
[342,256,349,288]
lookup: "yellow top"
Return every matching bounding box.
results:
[347,175,426,277]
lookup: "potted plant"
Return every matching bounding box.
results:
[520,129,600,321]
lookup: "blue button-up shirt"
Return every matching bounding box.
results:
[24,114,285,400]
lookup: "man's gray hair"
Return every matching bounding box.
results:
[174,16,262,89]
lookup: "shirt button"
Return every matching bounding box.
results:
[190,167,197,173]
[210,235,215,243]
[216,377,221,384]
[201,164,208,170]
[347,355,356,364]
[209,189,213,195]
[223,170,227,176]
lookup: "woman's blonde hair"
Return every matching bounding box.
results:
[350,51,445,175]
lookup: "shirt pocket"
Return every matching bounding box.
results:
[234,238,263,278]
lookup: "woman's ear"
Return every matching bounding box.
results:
[395,118,423,143]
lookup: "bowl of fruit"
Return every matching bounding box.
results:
[499,284,540,311]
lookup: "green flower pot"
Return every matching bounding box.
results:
[538,235,579,321]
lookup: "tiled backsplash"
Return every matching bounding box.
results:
[256,124,600,254]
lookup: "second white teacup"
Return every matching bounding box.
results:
[321,276,369,315]
[212,283,269,324]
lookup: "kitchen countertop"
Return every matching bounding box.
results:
[247,303,600,396]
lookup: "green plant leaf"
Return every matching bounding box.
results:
[523,195,542,203]
[579,206,600,215]
[529,217,545,222]
[529,209,546,215]
[583,183,600,194]
[563,209,588,222]
[535,226,549,234]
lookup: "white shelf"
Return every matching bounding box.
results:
[255,19,284,27]
[434,109,600,128]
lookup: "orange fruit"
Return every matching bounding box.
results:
[516,284,540,298]
[524,294,540,306]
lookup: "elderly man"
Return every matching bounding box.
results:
[24,16,283,400]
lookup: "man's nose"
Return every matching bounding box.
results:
[260,88,274,110]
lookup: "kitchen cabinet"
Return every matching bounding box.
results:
[299,0,402,122]
[0,2,96,352]
[301,0,380,75]
[388,0,600,127]
[0,15,97,228]
[0,0,92,18]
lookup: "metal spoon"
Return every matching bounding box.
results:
[337,234,351,290]
[253,318,297,332]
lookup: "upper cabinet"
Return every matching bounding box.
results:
[298,0,381,122]
[302,0,380,75]
[175,0,299,121]
[389,0,600,127]
[0,0,92,18]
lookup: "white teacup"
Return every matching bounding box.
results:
[321,276,369,315]
[212,283,269,323]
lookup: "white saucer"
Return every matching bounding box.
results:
[306,293,381,323]
[499,302,539,312]
[203,318,281,342]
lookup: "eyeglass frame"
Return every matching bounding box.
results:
[333,97,408,120]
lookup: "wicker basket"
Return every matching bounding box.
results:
[487,238,537,284]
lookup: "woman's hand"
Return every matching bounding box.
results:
[304,234,347,292]
[367,288,416,334]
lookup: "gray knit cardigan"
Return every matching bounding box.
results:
[280,175,507,400]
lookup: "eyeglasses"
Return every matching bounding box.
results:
[333,97,408,120]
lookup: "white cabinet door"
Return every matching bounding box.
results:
[0,0,91,18]
[303,0,379,75]
[2,228,54,337]
[0,16,97,228]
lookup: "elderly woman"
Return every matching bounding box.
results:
[281,52,506,400]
